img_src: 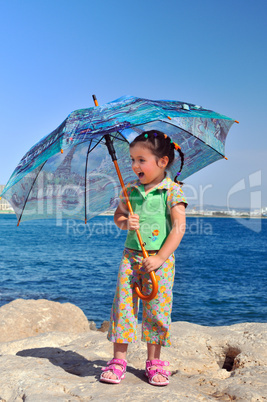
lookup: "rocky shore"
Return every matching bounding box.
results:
[0,299,266,401]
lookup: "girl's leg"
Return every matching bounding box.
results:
[147,343,161,360]
[143,254,175,383]
[147,343,166,383]
[103,249,140,381]
[101,343,128,380]
[114,342,128,360]
[107,249,139,344]
[142,253,175,346]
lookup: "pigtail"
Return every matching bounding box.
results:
[171,141,184,184]
[173,148,184,184]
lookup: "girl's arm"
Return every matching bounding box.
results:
[114,201,140,230]
[142,202,186,272]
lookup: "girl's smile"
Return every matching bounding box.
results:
[130,144,168,190]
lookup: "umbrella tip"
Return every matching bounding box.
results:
[61,149,64,154]
[235,120,239,124]
[224,156,228,160]
[17,219,20,227]
[92,95,99,107]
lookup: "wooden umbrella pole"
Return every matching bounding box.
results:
[92,95,158,301]
[113,159,158,301]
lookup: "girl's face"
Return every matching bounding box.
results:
[130,144,168,187]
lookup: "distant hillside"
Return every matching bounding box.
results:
[189,204,251,212]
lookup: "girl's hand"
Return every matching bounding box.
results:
[142,255,165,273]
[128,213,140,230]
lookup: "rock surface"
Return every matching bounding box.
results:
[0,300,266,401]
[0,299,90,342]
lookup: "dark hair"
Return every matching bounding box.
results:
[129,130,184,183]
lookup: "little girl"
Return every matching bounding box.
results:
[100,130,187,386]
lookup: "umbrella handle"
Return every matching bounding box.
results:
[134,255,159,301]
[134,273,158,301]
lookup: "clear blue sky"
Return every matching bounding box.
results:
[0,0,266,209]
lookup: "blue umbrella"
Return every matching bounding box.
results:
[0,95,238,300]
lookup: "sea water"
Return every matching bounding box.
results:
[0,214,266,327]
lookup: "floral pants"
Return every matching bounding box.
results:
[107,248,175,347]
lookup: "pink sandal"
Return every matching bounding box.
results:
[100,358,127,384]
[145,359,171,386]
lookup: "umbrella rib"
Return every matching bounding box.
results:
[84,136,105,224]
[84,139,92,224]
[17,160,47,226]
[111,131,130,143]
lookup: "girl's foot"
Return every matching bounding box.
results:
[100,358,127,384]
[149,364,167,383]
[145,359,171,386]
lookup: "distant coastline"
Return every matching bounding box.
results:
[102,211,267,219]
[0,210,15,214]
[0,210,266,219]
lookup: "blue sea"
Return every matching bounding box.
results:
[0,214,266,327]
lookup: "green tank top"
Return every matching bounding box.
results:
[124,185,172,251]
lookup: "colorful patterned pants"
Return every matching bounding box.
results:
[107,248,175,347]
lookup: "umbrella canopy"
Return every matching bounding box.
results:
[1,95,237,224]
